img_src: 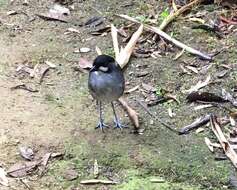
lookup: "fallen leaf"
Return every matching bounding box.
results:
[173,48,185,60]
[118,97,139,130]
[195,127,205,133]
[93,159,99,178]
[168,107,175,118]
[150,178,165,183]
[194,104,213,110]
[19,146,34,161]
[125,85,139,94]
[36,4,70,23]
[187,91,226,103]
[84,16,104,27]
[185,65,199,74]
[80,47,91,53]
[78,57,93,69]
[10,84,39,93]
[7,161,40,178]
[66,28,80,34]
[141,83,156,93]
[210,115,237,168]
[50,4,70,16]
[222,89,237,107]
[90,25,110,36]
[41,153,51,167]
[189,17,205,24]
[45,61,57,68]
[179,114,211,135]
[80,179,117,185]
[205,137,214,152]
[51,152,64,158]
[183,75,211,94]
[7,10,17,15]
[0,168,8,186]
[63,168,78,181]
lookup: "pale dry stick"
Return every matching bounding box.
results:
[159,0,205,30]
[111,24,120,59]
[117,14,212,60]
[210,115,237,168]
[117,24,144,68]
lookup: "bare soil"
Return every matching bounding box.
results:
[0,0,236,190]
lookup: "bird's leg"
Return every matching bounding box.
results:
[95,101,109,131]
[111,102,126,129]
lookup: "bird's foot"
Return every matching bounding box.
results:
[95,121,109,131]
[114,119,126,129]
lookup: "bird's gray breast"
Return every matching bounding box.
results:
[88,70,124,102]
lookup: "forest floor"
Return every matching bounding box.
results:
[0,0,236,189]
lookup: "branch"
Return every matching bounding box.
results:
[159,0,205,30]
[117,14,212,61]
[111,24,120,59]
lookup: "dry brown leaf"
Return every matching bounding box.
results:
[118,97,139,130]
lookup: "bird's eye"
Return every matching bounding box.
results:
[98,66,109,72]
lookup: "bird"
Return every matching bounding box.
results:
[88,54,125,130]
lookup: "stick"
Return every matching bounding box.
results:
[117,14,212,60]
[137,100,179,134]
[159,0,205,30]
[117,24,144,68]
[210,114,237,168]
[111,24,120,59]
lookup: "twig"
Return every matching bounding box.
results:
[179,114,211,135]
[210,114,237,168]
[80,179,117,185]
[10,84,39,93]
[111,24,120,59]
[117,24,143,68]
[117,14,212,60]
[137,100,179,134]
[159,0,205,30]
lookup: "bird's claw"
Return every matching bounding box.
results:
[114,119,126,129]
[95,121,109,131]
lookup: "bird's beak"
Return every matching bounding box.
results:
[90,65,96,72]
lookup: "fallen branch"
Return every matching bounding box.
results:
[137,100,179,134]
[117,24,144,68]
[210,114,237,168]
[179,114,211,135]
[111,24,120,59]
[159,0,205,30]
[117,14,212,60]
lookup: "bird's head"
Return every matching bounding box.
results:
[90,55,116,73]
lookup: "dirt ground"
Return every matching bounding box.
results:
[0,0,237,190]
